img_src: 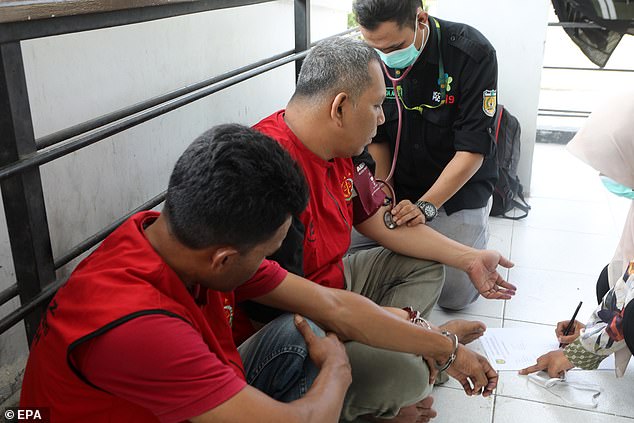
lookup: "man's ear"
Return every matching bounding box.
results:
[330,92,349,127]
[418,11,429,26]
[209,246,240,273]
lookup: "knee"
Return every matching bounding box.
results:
[437,269,478,311]
[438,296,475,311]
[270,314,325,342]
[343,343,430,420]
[246,314,323,401]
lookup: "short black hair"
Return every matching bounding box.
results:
[164,124,308,252]
[353,0,420,31]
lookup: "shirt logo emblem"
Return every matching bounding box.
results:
[438,73,453,92]
[342,176,354,201]
[483,89,497,117]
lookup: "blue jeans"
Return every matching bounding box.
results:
[238,313,323,402]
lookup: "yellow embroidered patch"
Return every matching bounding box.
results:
[483,89,497,117]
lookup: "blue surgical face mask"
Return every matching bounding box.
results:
[375,21,429,69]
[600,175,634,199]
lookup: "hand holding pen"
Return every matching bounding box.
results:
[520,301,584,377]
[556,301,584,348]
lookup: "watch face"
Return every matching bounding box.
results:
[424,204,436,217]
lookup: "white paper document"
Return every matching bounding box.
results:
[479,327,615,371]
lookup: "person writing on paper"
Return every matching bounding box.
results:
[520,93,634,378]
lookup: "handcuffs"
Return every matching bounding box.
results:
[403,306,458,371]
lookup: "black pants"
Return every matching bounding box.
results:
[596,264,634,354]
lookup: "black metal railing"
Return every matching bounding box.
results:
[0,0,359,343]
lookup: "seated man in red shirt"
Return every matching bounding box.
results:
[21,124,497,423]
[246,37,517,422]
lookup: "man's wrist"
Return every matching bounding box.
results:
[435,331,458,371]
[453,248,478,273]
[321,359,353,383]
[415,200,438,222]
[429,330,457,363]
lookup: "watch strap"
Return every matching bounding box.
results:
[415,200,437,222]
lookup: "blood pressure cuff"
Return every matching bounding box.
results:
[352,159,387,225]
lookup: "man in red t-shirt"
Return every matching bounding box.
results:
[247,37,517,422]
[21,124,498,423]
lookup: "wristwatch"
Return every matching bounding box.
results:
[415,200,437,222]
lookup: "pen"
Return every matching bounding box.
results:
[559,300,582,348]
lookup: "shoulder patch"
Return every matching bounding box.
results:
[448,33,489,63]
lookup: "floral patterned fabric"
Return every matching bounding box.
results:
[563,260,634,376]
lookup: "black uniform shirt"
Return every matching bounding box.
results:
[375,17,499,215]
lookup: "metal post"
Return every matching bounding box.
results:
[0,41,56,344]
[294,0,310,80]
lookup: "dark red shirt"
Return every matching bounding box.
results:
[255,110,355,289]
[21,211,287,422]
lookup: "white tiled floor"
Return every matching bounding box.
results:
[428,143,634,422]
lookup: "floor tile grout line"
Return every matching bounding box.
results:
[493,392,631,419]
[432,310,505,321]
[489,392,497,423]
[502,263,603,278]
[512,224,618,237]
[502,213,515,326]
[431,385,631,421]
[502,318,555,326]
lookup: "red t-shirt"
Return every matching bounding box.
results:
[255,111,356,289]
[74,259,287,423]
[20,210,287,423]
[75,315,242,423]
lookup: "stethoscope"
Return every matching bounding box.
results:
[377,16,447,229]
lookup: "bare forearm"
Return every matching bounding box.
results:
[322,290,453,362]
[356,209,474,271]
[257,274,453,362]
[421,152,483,208]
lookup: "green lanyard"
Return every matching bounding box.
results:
[396,17,448,113]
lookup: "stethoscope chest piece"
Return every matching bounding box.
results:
[383,211,397,229]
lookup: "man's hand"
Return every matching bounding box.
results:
[294,314,351,373]
[424,356,440,385]
[391,199,425,227]
[556,320,585,346]
[518,349,574,378]
[446,346,498,397]
[463,250,516,300]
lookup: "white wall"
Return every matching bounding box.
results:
[312,0,352,41]
[0,0,350,404]
[432,0,550,194]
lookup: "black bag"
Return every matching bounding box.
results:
[490,105,531,219]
